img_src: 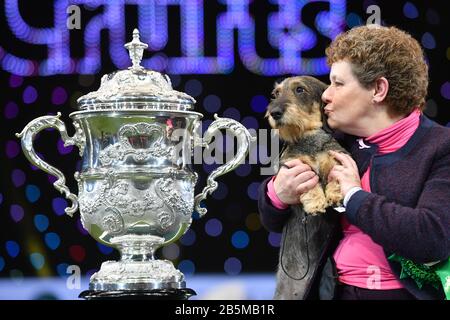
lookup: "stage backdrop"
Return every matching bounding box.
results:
[0,0,449,285]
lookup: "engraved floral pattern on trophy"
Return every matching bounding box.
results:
[98,122,174,165]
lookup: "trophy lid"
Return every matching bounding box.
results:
[77,29,195,111]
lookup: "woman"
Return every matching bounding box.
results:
[258,25,449,300]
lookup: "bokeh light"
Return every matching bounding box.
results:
[205,218,223,237]
[44,232,61,250]
[180,229,196,246]
[250,95,268,113]
[22,85,38,104]
[4,101,19,119]
[231,230,249,249]
[178,260,195,275]
[34,214,49,232]
[441,82,450,100]
[10,204,24,222]
[403,2,419,19]
[203,94,222,113]
[224,257,242,275]
[52,198,67,216]
[268,232,281,247]
[11,169,26,187]
[51,87,68,105]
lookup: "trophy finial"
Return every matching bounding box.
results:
[124,28,148,72]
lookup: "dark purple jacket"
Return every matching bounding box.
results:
[258,115,449,299]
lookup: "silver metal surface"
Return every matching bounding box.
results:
[16,29,254,292]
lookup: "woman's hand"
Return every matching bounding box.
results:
[328,151,362,196]
[273,159,319,205]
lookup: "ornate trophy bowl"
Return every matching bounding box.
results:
[16,29,254,297]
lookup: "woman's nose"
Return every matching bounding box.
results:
[322,86,332,104]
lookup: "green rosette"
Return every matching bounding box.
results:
[434,259,450,300]
[388,254,449,299]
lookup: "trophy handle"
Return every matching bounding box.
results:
[15,112,85,217]
[194,114,256,217]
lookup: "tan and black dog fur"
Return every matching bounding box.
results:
[266,75,347,214]
[266,76,348,299]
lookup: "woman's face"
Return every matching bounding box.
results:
[322,60,374,135]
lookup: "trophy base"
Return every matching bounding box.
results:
[89,259,186,291]
[79,288,196,300]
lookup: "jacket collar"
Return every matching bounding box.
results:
[339,115,435,174]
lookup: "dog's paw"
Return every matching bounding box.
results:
[325,181,343,207]
[301,196,328,215]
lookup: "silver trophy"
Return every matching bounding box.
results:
[16,29,254,297]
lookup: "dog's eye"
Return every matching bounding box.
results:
[295,87,305,94]
[272,91,279,98]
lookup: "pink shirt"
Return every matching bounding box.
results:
[334,109,421,289]
[267,109,421,289]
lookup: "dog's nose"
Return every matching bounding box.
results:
[270,110,283,120]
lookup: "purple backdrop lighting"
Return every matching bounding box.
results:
[11,169,26,187]
[22,85,38,104]
[4,101,19,119]
[9,74,23,88]
[250,95,268,113]
[57,138,73,155]
[51,87,68,105]
[52,197,67,216]
[441,82,450,100]
[6,140,20,158]
[268,232,281,247]
[10,204,24,223]
[205,218,223,237]
[224,257,242,275]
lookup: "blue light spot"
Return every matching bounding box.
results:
[184,79,203,97]
[403,2,419,19]
[203,95,221,113]
[10,204,24,223]
[0,256,5,272]
[97,243,113,255]
[247,182,260,200]
[178,260,195,275]
[236,163,252,177]
[57,263,69,277]
[180,229,196,246]
[52,197,67,216]
[211,182,228,200]
[23,86,38,104]
[0,193,3,205]
[34,214,49,232]
[346,13,363,28]
[222,107,241,121]
[268,232,281,247]
[241,116,259,130]
[224,257,242,275]
[250,95,268,113]
[25,184,41,203]
[11,169,26,187]
[44,232,60,250]
[6,241,20,258]
[205,218,223,237]
[30,253,45,270]
[421,32,436,49]
[231,230,249,249]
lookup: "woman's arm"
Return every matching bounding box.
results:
[346,152,450,263]
[258,177,292,233]
[257,159,319,233]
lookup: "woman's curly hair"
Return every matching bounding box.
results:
[326,25,428,116]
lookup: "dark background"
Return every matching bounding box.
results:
[0,0,449,281]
